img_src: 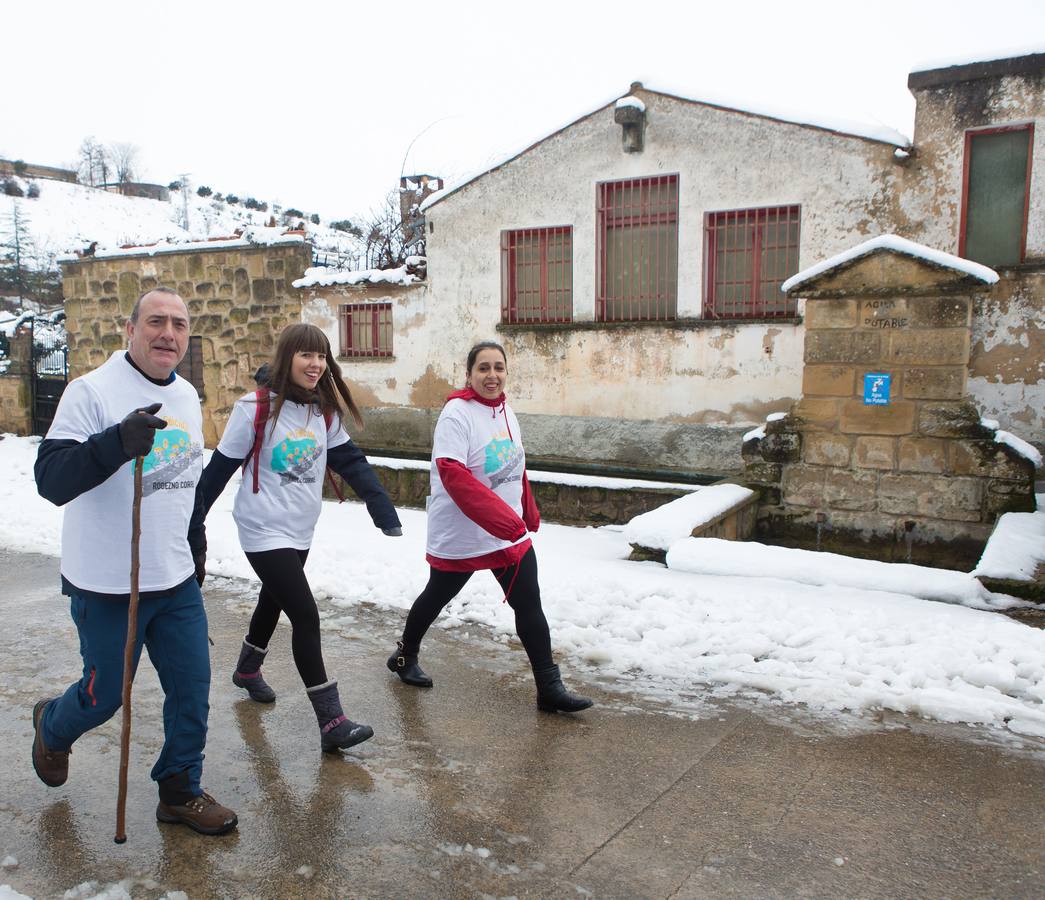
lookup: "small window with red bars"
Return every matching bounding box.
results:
[338,302,393,358]
[703,205,800,319]
[596,174,679,322]
[500,226,573,323]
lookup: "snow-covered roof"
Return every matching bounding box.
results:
[422,84,910,213]
[781,234,999,293]
[293,264,420,289]
[910,46,1045,75]
[60,226,305,262]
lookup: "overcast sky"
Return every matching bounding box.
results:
[4,0,1043,223]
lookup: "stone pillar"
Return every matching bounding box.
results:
[744,244,1036,568]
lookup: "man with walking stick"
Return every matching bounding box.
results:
[32,286,237,837]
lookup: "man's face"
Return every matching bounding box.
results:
[125,291,190,379]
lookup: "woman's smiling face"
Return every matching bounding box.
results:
[468,347,507,399]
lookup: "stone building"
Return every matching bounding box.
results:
[300,52,1043,479]
[300,84,913,477]
[900,52,1044,454]
[59,233,310,444]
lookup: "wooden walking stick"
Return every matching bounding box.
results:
[114,455,144,844]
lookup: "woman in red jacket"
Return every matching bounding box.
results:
[386,341,592,713]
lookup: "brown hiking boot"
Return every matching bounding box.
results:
[32,699,70,787]
[156,792,238,836]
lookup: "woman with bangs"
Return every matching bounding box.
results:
[191,323,402,752]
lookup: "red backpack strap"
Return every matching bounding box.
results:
[242,389,270,494]
[322,408,346,503]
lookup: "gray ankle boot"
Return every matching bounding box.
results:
[232,639,276,703]
[305,681,374,753]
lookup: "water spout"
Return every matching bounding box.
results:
[903,520,916,563]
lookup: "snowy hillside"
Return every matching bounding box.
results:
[0,177,364,275]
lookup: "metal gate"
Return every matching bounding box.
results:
[29,317,68,436]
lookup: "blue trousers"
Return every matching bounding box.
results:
[40,576,211,795]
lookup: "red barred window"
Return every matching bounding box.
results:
[596,174,678,321]
[704,205,800,319]
[338,302,392,358]
[500,227,573,323]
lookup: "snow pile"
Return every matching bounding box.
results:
[781,234,1000,292]
[980,418,1042,468]
[3,433,1044,739]
[667,538,998,608]
[624,484,753,550]
[0,886,30,900]
[293,264,419,289]
[743,411,788,443]
[973,499,1045,581]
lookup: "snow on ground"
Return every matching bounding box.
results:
[0,179,363,269]
[2,434,1043,739]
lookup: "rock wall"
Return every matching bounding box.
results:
[61,242,311,445]
[745,250,1036,569]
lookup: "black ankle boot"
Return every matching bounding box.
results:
[533,664,593,713]
[232,639,276,703]
[386,640,433,688]
[306,681,374,753]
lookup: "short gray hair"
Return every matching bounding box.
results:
[130,286,182,323]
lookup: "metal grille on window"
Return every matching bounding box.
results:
[338,303,393,357]
[500,227,573,323]
[704,205,801,319]
[596,174,679,322]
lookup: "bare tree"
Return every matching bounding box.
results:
[362,189,408,270]
[108,141,140,186]
[77,136,110,186]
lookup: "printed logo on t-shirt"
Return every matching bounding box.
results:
[272,428,322,485]
[484,433,523,488]
[142,418,203,496]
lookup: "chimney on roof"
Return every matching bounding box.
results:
[400,174,443,253]
[614,84,647,153]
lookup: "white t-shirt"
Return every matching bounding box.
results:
[46,351,204,593]
[218,392,349,552]
[426,397,529,560]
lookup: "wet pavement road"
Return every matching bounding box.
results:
[1,548,1043,899]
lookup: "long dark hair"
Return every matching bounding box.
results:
[465,340,507,380]
[263,323,363,433]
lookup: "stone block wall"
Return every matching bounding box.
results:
[61,242,311,445]
[745,251,1036,569]
[0,331,32,435]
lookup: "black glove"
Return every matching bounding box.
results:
[382,527,403,537]
[119,403,166,458]
[193,550,207,588]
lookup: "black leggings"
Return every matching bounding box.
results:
[244,548,327,689]
[401,547,554,672]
